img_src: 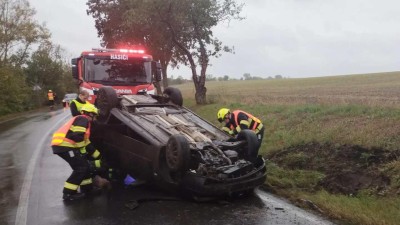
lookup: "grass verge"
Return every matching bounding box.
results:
[176,72,400,225]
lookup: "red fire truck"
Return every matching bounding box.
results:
[71,47,162,104]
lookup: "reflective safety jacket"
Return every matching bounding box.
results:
[51,115,91,148]
[70,99,90,117]
[48,92,54,100]
[222,110,264,136]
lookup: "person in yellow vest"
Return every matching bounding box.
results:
[51,104,102,201]
[70,89,90,117]
[217,108,264,143]
[47,90,55,109]
[217,108,265,159]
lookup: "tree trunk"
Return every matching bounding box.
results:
[161,62,168,89]
[194,26,208,105]
[194,84,207,104]
[152,59,169,95]
[167,22,207,104]
[153,81,162,95]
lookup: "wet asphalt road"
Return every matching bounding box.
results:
[0,108,335,225]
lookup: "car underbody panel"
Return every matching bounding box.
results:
[94,87,267,197]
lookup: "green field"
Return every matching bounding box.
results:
[174,71,400,225]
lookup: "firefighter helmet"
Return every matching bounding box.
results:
[217,108,230,123]
[48,90,52,92]
[81,104,98,115]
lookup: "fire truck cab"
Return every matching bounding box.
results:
[71,47,162,104]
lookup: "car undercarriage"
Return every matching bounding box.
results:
[93,86,267,197]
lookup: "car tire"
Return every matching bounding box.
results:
[163,87,183,106]
[236,130,260,163]
[96,86,118,122]
[166,134,190,172]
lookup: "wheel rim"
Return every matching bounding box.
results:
[166,139,180,171]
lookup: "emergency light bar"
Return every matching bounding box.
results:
[92,48,145,54]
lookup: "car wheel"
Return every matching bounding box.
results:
[236,130,259,163]
[166,134,190,172]
[163,87,183,106]
[96,86,118,122]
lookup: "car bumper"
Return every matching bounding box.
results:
[180,157,267,197]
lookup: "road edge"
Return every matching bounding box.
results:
[14,113,70,225]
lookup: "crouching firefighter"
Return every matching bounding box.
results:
[51,104,103,201]
[217,108,265,162]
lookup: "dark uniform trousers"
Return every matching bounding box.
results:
[55,148,92,194]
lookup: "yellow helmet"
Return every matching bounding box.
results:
[217,108,230,123]
[81,104,98,115]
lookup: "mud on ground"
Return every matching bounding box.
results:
[267,142,400,195]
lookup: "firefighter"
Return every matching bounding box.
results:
[51,104,101,201]
[217,108,265,148]
[69,88,116,183]
[70,89,91,117]
[47,90,55,109]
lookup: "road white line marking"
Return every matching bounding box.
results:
[15,113,70,225]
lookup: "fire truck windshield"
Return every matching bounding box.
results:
[84,58,152,85]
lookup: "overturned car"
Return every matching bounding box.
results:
[92,86,267,197]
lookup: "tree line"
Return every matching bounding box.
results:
[168,73,286,84]
[0,0,76,116]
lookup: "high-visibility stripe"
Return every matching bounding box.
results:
[240,120,250,127]
[248,118,256,130]
[57,141,85,148]
[64,182,79,191]
[70,125,86,132]
[95,160,101,168]
[255,123,264,133]
[73,141,86,148]
[80,178,93,186]
[92,150,100,159]
[51,139,63,145]
[80,147,87,154]
[222,126,234,135]
[53,133,66,138]
[58,142,76,148]
[52,135,76,146]
[222,127,230,132]
[235,126,241,133]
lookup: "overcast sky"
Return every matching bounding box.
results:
[29,0,400,79]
